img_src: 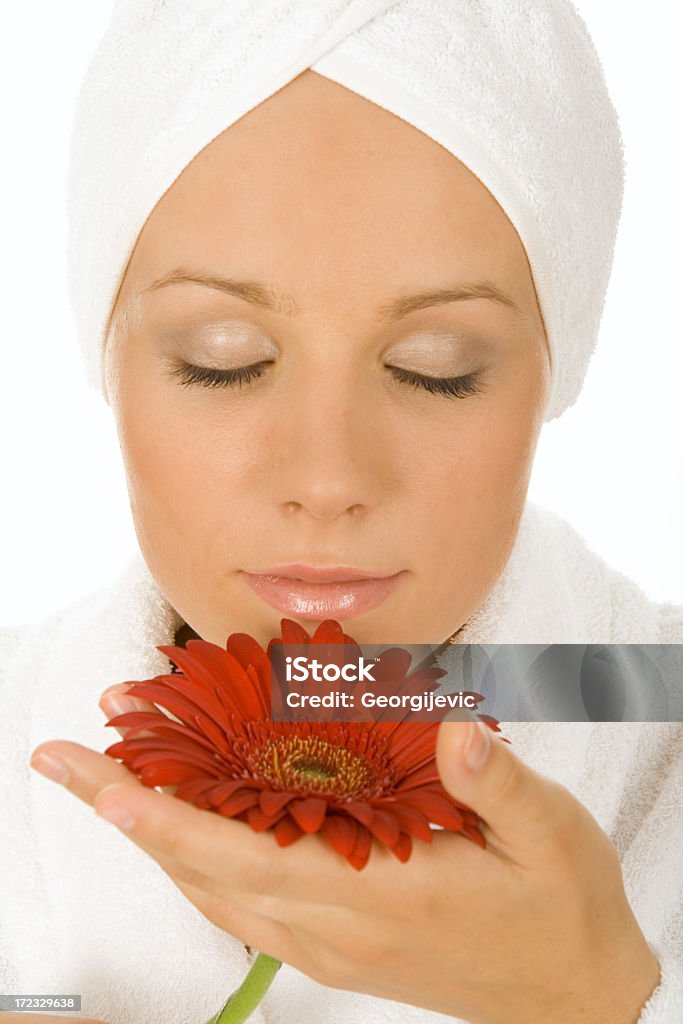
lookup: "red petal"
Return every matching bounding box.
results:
[347,824,372,871]
[217,790,261,816]
[399,790,465,831]
[372,647,413,680]
[277,620,312,645]
[104,740,129,759]
[457,806,482,826]
[380,801,433,843]
[389,832,413,862]
[139,761,201,786]
[247,805,286,831]
[339,801,373,826]
[192,715,231,751]
[478,714,502,730]
[105,714,227,758]
[259,790,295,816]
[103,709,163,730]
[222,636,272,711]
[274,817,305,847]
[174,777,220,803]
[205,779,254,806]
[288,797,328,834]
[115,685,221,738]
[393,762,442,791]
[366,809,400,848]
[120,747,219,775]
[386,723,438,764]
[157,644,268,730]
[320,815,358,858]
[462,824,487,849]
[147,654,235,725]
[311,620,347,644]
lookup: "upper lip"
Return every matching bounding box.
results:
[242,564,400,583]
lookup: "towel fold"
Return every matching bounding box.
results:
[1,499,681,1022]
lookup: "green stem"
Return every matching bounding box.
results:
[204,953,282,1024]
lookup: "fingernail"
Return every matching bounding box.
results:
[100,683,132,701]
[464,721,491,772]
[30,753,70,784]
[100,694,140,717]
[96,803,136,831]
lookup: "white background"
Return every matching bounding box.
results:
[1,1,681,625]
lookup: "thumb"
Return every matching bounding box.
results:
[436,719,570,859]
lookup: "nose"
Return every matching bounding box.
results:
[269,368,388,522]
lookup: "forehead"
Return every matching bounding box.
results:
[119,71,529,310]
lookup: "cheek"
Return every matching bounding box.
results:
[113,356,266,553]
[405,396,538,517]
[402,375,542,603]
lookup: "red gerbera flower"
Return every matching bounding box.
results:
[104,618,503,870]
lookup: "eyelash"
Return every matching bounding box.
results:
[167,361,485,399]
[387,365,484,399]
[169,361,271,389]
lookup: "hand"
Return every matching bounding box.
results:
[29,688,661,1024]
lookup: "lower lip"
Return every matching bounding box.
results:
[240,571,406,619]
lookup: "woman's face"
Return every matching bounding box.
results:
[105,70,550,647]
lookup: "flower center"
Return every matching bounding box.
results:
[254,735,374,798]
[290,758,338,782]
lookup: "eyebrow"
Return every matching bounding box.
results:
[141,268,521,321]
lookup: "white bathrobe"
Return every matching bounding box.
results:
[1,500,682,1023]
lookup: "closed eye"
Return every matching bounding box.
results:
[166,361,486,399]
[387,365,485,399]
[166,361,273,389]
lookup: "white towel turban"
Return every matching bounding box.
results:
[67,0,624,422]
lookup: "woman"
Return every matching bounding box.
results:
[1,1,681,1022]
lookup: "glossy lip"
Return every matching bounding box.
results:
[243,563,398,583]
[239,565,407,619]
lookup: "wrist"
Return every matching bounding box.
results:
[506,934,661,1024]
[599,943,661,1024]
[561,936,660,1024]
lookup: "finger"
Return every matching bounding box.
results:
[435,720,576,863]
[29,741,296,892]
[30,739,140,801]
[31,740,341,903]
[147,847,298,964]
[91,779,347,903]
[152,849,380,997]
[30,740,351,905]
[99,684,161,739]
[98,689,176,795]
[152,837,303,936]
[30,741,306,947]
